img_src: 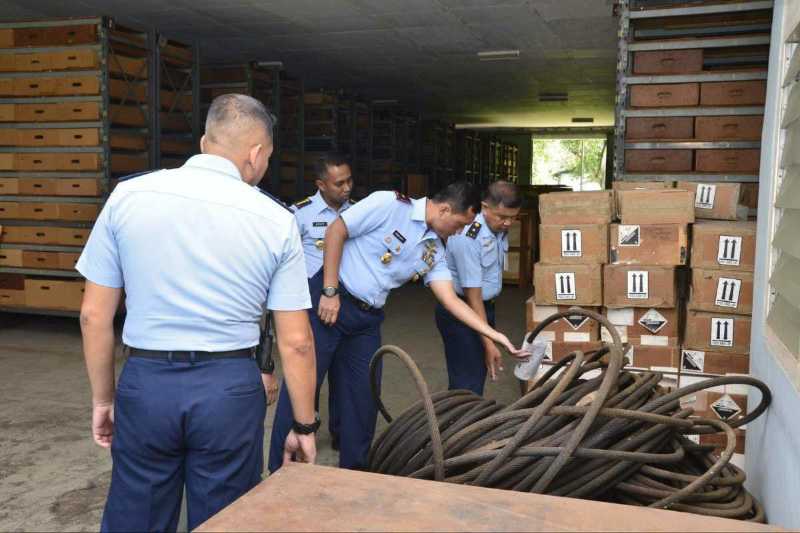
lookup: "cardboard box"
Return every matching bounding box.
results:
[680,348,749,375]
[24,278,84,311]
[684,310,751,355]
[609,224,688,266]
[0,247,23,267]
[612,180,674,213]
[538,191,615,225]
[625,117,693,140]
[602,307,680,346]
[623,344,680,372]
[542,341,605,363]
[617,189,695,224]
[700,430,746,455]
[691,221,756,272]
[633,49,703,75]
[603,265,676,308]
[677,181,748,221]
[680,390,747,425]
[538,224,608,265]
[695,149,760,174]
[0,288,24,306]
[630,83,699,107]
[625,149,693,173]
[525,298,601,342]
[533,263,603,306]
[689,268,754,315]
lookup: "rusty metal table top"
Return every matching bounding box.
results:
[196,464,779,532]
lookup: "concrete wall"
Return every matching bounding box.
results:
[494,132,533,185]
[746,0,800,528]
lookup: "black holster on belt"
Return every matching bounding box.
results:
[256,312,275,374]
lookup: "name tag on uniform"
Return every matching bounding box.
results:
[313,222,327,227]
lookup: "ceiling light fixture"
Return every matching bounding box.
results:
[255,61,284,69]
[572,117,595,123]
[539,92,568,102]
[477,49,520,61]
[371,99,399,105]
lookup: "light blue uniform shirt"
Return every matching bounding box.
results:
[76,154,311,351]
[446,212,508,301]
[291,190,352,278]
[339,191,451,308]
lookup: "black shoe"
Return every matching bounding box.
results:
[331,433,340,451]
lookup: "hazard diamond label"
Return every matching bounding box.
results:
[563,314,589,330]
[638,308,667,334]
[618,225,640,247]
[681,350,705,373]
[710,394,742,421]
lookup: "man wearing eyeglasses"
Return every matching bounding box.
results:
[435,181,522,395]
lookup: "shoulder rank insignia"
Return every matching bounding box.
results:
[258,188,292,213]
[395,191,411,204]
[466,221,481,239]
[294,197,313,209]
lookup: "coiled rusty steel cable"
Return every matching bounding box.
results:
[368,307,772,522]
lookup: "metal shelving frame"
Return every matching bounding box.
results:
[0,16,153,316]
[614,0,774,183]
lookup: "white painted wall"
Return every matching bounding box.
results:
[746,0,800,528]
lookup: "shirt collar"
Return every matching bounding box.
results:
[313,190,350,215]
[184,154,243,181]
[411,197,427,222]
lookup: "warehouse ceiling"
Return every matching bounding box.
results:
[0,0,618,127]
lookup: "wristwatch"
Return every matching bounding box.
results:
[292,416,321,435]
[321,286,339,298]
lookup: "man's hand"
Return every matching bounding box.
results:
[317,294,340,326]
[261,372,279,405]
[484,343,504,381]
[92,401,114,448]
[494,333,528,359]
[282,429,317,466]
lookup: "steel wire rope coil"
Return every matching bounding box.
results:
[367,307,772,522]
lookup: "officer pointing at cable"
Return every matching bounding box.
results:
[268,182,525,472]
[78,94,317,532]
[436,181,522,395]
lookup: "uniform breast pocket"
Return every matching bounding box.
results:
[481,245,498,267]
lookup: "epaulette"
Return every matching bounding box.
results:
[294,197,313,209]
[466,221,481,239]
[258,188,293,213]
[395,191,411,204]
[117,170,154,182]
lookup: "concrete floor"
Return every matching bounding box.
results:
[0,283,530,531]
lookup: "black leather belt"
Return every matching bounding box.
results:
[340,285,380,313]
[128,347,255,361]
[459,295,496,306]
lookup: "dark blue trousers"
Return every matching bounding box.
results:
[435,300,496,396]
[101,356,266,532]
[269,271,383,472]
[309,278,340,441]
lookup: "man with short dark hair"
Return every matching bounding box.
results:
[290,152,354,449]
[436,180,522,395]
[78,94,317,532]
[268,181,524,472]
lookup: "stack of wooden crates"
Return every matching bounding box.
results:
[0,17,152,314]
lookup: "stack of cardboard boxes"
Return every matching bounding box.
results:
[681,184,756,463]
[527,191,613,363]
[602,187,695,383]
[524,185,755,465]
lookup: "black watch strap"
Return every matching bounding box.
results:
[292,417,321,435]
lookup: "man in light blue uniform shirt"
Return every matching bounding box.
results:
[291,152,354,449]
[437,181,521,395]
[269,182,524,472]
[77,94,318,533]
[292,153,354,278]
